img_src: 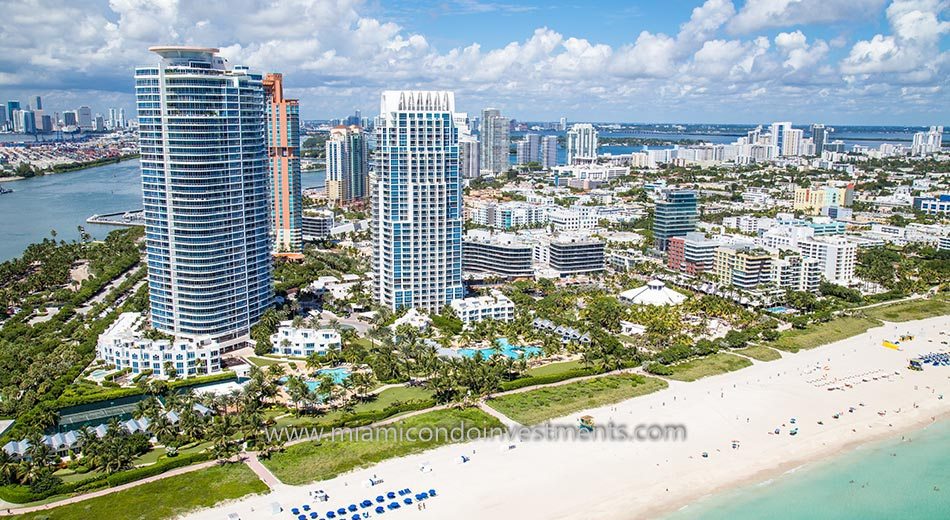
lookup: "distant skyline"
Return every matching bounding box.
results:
[0,0,947,125]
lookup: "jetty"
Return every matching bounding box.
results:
[86,210,145,227]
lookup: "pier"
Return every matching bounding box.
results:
[87,209,145,227]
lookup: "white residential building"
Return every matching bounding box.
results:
[450,290,515,326]
[96,312,223,378]
[547,208,596,231]
[270,321,342,357]
[911,126,943,155]
[566,123,598,164]
[797,236,857,285]
[372,91,465,312]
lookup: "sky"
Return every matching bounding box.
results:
[0,0,947,125]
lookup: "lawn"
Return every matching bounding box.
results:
[667,352,753,382]
[12,463,267,520]
[863,297,950,323]
[525,360,587,377]
[262,408,503,485]
[766,316,882,353]
[488,374,668,425]
[274,386,435,429]
[733,345,782,362]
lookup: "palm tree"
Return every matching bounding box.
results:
[149,414,178,445]
[349,371,376,402]
[209,417,239,462]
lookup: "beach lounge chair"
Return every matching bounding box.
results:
[387,492,396,499]
[337,507,347,515]
[403,498,413,505]
[375,506,385,514]
[361,499,372,508]
[376,496,385,503]
[326,511,336,519]
[310,513,318,519]
[352,515,361,520]
[292,508,300,515]
[348,504,358,512]
[303,504,311,511]
[298,515,306,520]
[429,489,436,496]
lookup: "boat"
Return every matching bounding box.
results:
[0,186,13,195]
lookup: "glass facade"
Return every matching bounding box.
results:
[135,47,273,340]
[654,190,698,251]
[372,91,465,312]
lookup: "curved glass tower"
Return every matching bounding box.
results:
[135,46,273,341]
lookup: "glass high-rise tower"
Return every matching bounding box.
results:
[372,91,464,312]
[135,46,273,341]
[653,189,698,251]
[326,125,368,204]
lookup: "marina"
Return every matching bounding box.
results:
[86,209,145,227]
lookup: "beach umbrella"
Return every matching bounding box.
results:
[403,498,413,505]
[348,504,357,512]
[310,513,318,519]
[375,506,385,514]
[387,492,396,499]
[326,512,336,519]
[376,496,385,503]
[337,507,347,515]
[429,489,437,496]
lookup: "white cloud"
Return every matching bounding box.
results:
[841,0,949,79]
[728,0,887,33]
[0,0,945,123]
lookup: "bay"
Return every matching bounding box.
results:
[0,159,325,261]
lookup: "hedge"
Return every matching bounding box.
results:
[499,366,599,392]
[104,451,213,487]
[289,399,436,432]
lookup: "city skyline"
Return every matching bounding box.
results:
[0,0,947,125]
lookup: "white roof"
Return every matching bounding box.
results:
[619,280,687,306]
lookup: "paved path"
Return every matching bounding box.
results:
[477,402,522,429]
[244,452,284,490]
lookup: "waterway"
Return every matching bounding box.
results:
[0,159,326,262]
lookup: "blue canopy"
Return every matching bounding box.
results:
[375,505,385,514]
[376,495,385,503]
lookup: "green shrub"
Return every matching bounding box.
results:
[645,362,674,376]
[499,366,599,391]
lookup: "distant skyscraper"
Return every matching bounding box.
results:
[94,114,105,131]
[16,110,36,134]
[567,123,598,164]
[541,135,558,168]
[515,140,531,165]
[263,72,303,254]
[912,126,944,155]
[109,107,117,128]
[769,121,793,157]
[479,108,509,175]
[654,189,698,251]
[372,91,464,312]
[811,124,831,154]
[455,113,480,179]
[326,125,369,204]
[0,106,7,129]
[135,46,272,340]
[62,110,77,127]
[6,101,20,126]
[33,96,42,111]
[77,106,92,130]
[117,108,126,128]
[558,117,567,131]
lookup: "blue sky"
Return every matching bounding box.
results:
[0,0,947,125]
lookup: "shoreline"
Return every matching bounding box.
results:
[0,155,139,183]
[179,314,950,520]
[650,409,950,519]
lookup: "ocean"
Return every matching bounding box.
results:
[666,419,950,519]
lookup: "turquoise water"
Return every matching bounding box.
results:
[313,367,351,386]
[667,419,950,520]
[0,160,326,261]
[459,338,542,359]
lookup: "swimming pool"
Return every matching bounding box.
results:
[88,369,111,382]
[459,338,542,360]
[766,306,793,314]
[315,367,351,385]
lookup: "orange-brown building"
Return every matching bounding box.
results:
[263,73,302,255]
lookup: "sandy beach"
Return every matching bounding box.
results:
[184,315,950,520]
